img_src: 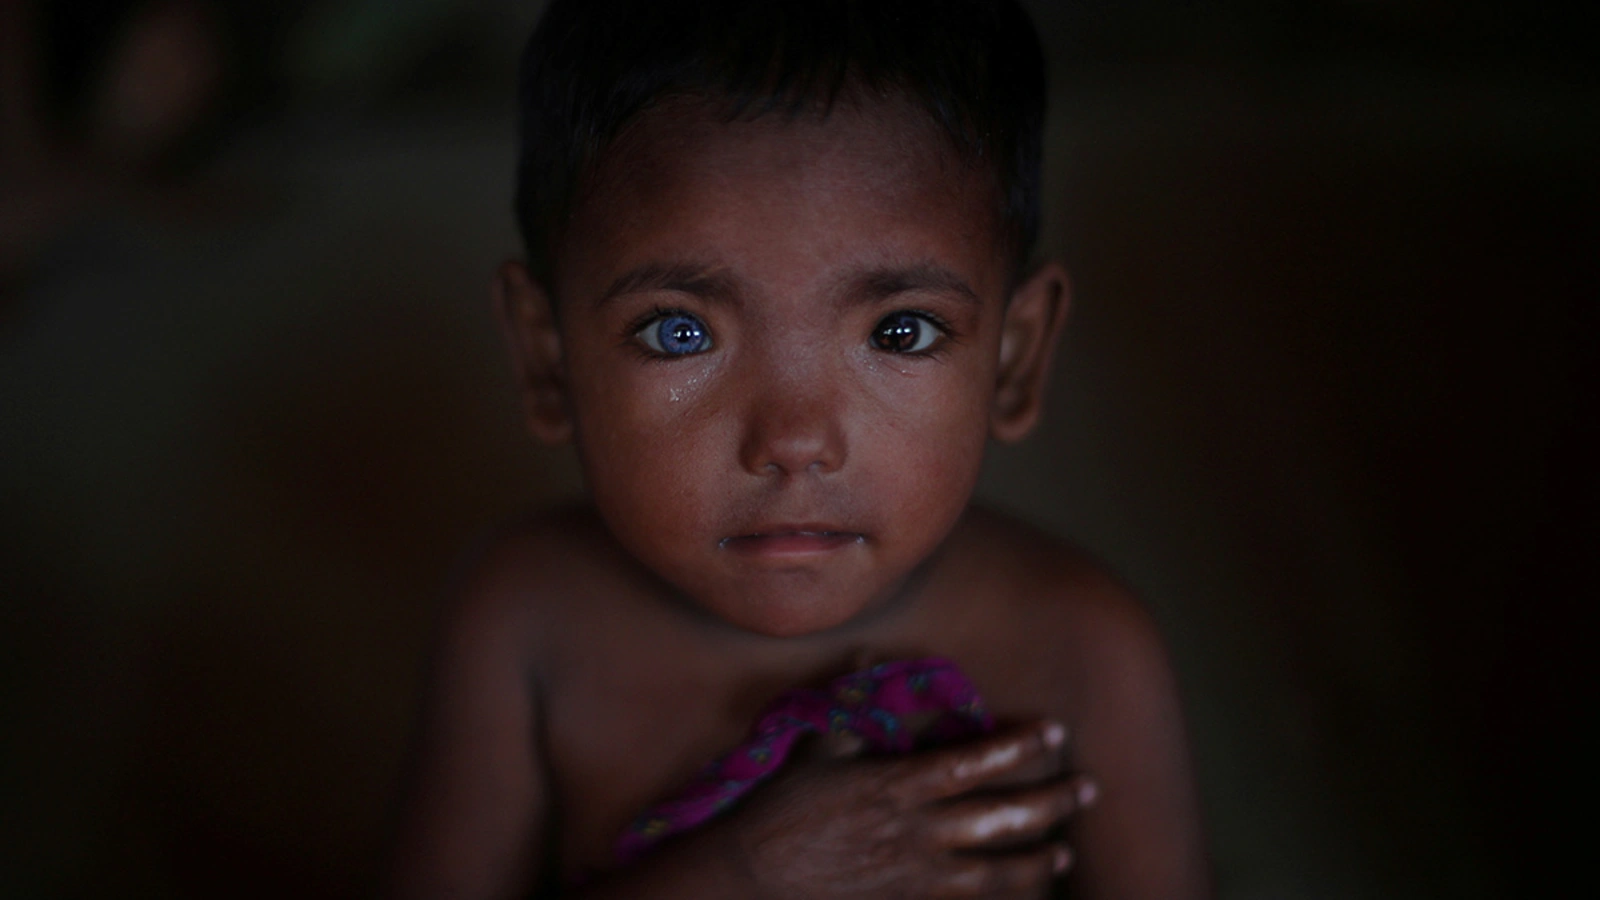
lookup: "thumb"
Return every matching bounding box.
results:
[799,728,868,763]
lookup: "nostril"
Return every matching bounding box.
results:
[738,388,848,476]
[742,430,845,477]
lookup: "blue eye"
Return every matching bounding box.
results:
[870,312,942,353]
[636,312,712,356]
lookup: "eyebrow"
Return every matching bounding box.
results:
[593,260,983,309]
[595,262,738,308]
[852,263,982,307]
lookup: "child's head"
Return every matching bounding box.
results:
[498,0,1069,637]
[513,0,1048,290]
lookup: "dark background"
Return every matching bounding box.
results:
[2,1,1594,897]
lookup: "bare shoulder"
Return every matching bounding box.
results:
[954,505,1183,743]
[387,506,623,900]
[952,507,1212,898]
[445,504,631,651]
[455,503,614,598]
[955,505,1163,665]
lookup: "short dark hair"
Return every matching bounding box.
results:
[514,0,1047,290]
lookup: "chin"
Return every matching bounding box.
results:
[703,582,879,638]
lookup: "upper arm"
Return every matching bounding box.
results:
[1062,581,1212,900]
[385,552,550,900]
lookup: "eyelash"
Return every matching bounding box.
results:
[620,306,959,358]
[886,308,956,356]
[623,306,699,359]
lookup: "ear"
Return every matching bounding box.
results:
[991,261,1070,443]
[493,260,573,444]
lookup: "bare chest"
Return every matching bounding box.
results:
[536,619,1084,882]
[540,646,820,881]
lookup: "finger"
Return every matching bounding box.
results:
[931,843,1073,898]
[893,721,1067,801]
[929,781,1083,849]
[975,742,1075,792]
[1072,773,1100,809]
[793,729,868,764]
[814,729,868,760]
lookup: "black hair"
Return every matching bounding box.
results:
[514,0,1048,290]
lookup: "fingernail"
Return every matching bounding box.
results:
[1077,779,1099,807]
[1042,721,1066,748]
[1053,845,1073,873]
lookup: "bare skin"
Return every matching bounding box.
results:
[387,95,1209,898]
[390,508,1206,898]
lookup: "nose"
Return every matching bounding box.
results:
[738,368,848,477]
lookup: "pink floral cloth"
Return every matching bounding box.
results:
[615,657,994,865]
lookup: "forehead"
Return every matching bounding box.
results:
[557,95,1009,303]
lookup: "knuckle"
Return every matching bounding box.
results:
[1050,784,1080,818]
[1057,843,1076,872]
[865,755,905,788]
[940,861,987,897]
[977,800,1035,842]
[883,760,929,805]
[990,860,1038,894]
[1040,742,1066,775]
[870,809,910,845]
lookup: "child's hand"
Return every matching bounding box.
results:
[724,721,1096,899]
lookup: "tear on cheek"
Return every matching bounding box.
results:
[664,372,708,405]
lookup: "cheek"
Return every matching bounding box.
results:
[567,360,730,543]
[568,333,722,451]
[856,368,992,519]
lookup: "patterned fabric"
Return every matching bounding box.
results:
[614,657,994,864]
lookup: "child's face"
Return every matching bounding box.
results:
[503,95,1065,638]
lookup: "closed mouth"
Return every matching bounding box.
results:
[718,528,867,557]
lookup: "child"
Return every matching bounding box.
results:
[388,1,1209,897]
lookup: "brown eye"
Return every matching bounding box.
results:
[871,312,940,353]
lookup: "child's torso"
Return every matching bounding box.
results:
[533,577,1086,882]
[504,505,1101,883]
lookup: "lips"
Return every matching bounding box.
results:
[719,526,866,559]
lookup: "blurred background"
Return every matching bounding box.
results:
[1,1,1594,897]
